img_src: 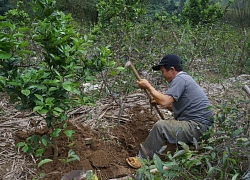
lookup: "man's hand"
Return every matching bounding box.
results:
[150,99,158,105]
[137,79,174,110]
[137,79,151,90]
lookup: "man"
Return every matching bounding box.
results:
[126,54,213,168]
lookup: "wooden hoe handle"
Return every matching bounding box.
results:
[129,61,165,120]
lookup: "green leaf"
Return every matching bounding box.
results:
[38,109,48,114]
[173,149,186,158]
[203,146,214,150]
[7,81,20,86]
[49,87,58,91]
[232,128,243,137]
[64,130,75,140]
[18,27,29,32]
[153,154,163,173]
[211,152,216,160]
[236,138,248,142]
[35,94,43,101]
[110,69,116,76]
[66,157,79,163]
[208,137,216,143]
[60,159,66,164]
[37,173,46,179]
[78,50,87,55]
[62,82,73,91]
[193,137,198,150]
[0,21,14,28]
[0,51,11,59]
[16,142,26,147]
[51,128,61,138]
[16,50,32,54]
[41,138,48,147]
[64,74,75,78]
[68,149,76,156]
[38,159,53,168]
[13,33,24,38]
[36,85,47,90]
[116,66,125,71]
[22,145,29,152]
[158,145,167,154]
[68,149,80,161]
[45,97,54,108]
[207,167,214,177]
[18,41,29,47]
[232,173,239,180]
[83,35,88,41]
[227,157,236,164]
[35,148,44,157]
[42,79,60,85]
[45,97,54,103]
[21,90,30,96]
[67,141,76,147]
[206,159,212,168]
[63,123,67,128]
[52,111,60,116]
[178,141,190,151]
[34,100,43,106]
[54,107,64,113]
[33,106,43,112]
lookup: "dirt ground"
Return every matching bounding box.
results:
[0,91,176,180]
[1,74,249,180]
[0,69,249,180]
[15,106,161,180]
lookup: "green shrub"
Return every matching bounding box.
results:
[181,0,225,26]
[1,0,113,159]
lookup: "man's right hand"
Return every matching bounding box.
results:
[137,79,151,90]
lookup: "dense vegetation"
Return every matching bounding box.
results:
[1,0,250,28]
[0,0,249,179]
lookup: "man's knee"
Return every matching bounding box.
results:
[153,120,166,129]
[153,120,177,129]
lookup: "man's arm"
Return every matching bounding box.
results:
[151,99,173,111]
[137,79,174,109]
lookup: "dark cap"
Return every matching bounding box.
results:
[152,54,182,71]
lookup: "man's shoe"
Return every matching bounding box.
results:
[125,157,142,169]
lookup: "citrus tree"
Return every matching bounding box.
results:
[181,0,225,26]
[0,0,113,163]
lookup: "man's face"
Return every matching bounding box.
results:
[160,66,174,83]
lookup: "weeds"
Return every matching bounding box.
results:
[133,97,249,179]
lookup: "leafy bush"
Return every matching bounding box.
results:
[181,0,225,26]
[96,0,146,26]
[1,0,113,160]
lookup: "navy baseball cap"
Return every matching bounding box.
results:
[152,54,182,71]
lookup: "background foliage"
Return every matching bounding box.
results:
[1,0,250,27]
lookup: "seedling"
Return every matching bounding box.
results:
[60,149,80,165]
[38,159,53,168]
[64,130,75,141]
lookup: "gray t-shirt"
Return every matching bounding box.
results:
[165,72,213,125]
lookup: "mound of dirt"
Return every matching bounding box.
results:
[14,105,175,180]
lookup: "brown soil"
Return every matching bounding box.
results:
[13,104,176,180]
[1,76,249,180]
